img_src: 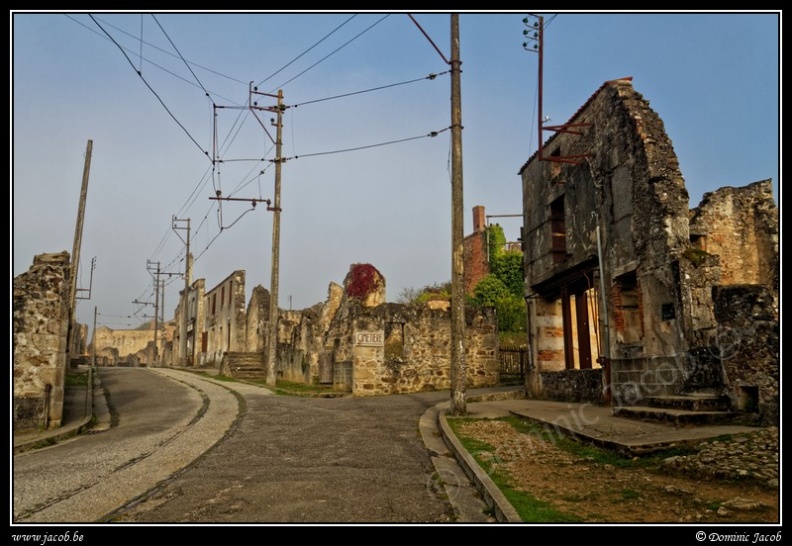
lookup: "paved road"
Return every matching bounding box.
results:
[12,368,239,523]
[14,368,465,524]
[113,376,458,523]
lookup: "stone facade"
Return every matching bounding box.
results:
[519,78,778,423]
[689,180,779,294]
[92,322,175,366]
[201,270,246,366]
[13,252,71,431]
[185,278,206,366]
[280,264,500,396]
[712,285,779,425]
[245,285,270,353]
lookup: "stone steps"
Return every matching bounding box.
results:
[640,393,731,412]
[221,352,267,379]
[614,392,738,427]
[613,404,738,427]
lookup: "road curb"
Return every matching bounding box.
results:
[438,408,522,523]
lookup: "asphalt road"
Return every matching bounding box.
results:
[112,375,458,523]
[13,368,462,524]
[12,368,239,523]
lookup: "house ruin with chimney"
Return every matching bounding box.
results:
[519,77,778,425]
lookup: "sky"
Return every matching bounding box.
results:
[11,11,780,337]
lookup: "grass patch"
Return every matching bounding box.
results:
[620,488,641,500]
[31,437,57,450]
[65,371,90,387]
[447,417,583,523]
[245,378,340,397]
[496,415,701,468]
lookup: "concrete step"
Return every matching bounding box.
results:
[228,366,267,380]
[641,393,730,412]
[613,405,738,427]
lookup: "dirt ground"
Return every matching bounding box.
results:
[455,419,780,524]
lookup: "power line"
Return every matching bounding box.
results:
[285,127,449,160]
[66,15,243,106]
[87,15,248,85]
[256,13,358,88]
[151,14,214,104]
[89,15,212,162]
[270,14,391,92]
[292,71,449,108]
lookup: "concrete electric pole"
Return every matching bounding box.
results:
[173,216,191,366]
[68,139,93,361]
[449,14,467,415]
[266,90,284,388]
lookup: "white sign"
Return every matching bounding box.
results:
[355,331,384,347]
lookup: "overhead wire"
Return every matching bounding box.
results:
[67,15,243,106]
[88,15,212,162]
[270,14,391,92]
[284,127,449,160]
[291,71,449,108]
[256,13,358,88]
[81,12,449,317]
[151,14,214,104]
[90,14,249,85]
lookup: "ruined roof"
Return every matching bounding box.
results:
[517,77,634,175]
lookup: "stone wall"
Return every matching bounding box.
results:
[92,322,175,366]
[245,285,270,353]
[537,369,604,404]
[277,264,499,396]
[338,302,499,396]
[689,179,779,293]
[13,252,71,431]
[713,285,779,425]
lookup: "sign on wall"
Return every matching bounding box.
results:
[355,330,384,347]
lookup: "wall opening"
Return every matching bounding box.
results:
[614,270,643,344]
[550,195,567,263]
[384,322,404,361]
[737,385,759,412]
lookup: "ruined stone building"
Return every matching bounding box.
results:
[175,262,499,396]
[92,321,175,366]
[201,270,246,367]
[13,252,72,431]
[173,277,206,367]
[519,77,778,424]
[274,264,500,396]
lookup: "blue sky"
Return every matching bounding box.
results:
[11,11,780,334]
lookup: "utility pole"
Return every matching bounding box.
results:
[68,139,93,361]
[265,89,284,387]
[92,306,98,368]
[449,14,467,415]
[146,260,161,366]
[215,84,279,379]
[173,216,191,366]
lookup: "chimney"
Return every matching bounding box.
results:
[472,205,486,232]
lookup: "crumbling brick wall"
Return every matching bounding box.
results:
[13,252,71,431]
